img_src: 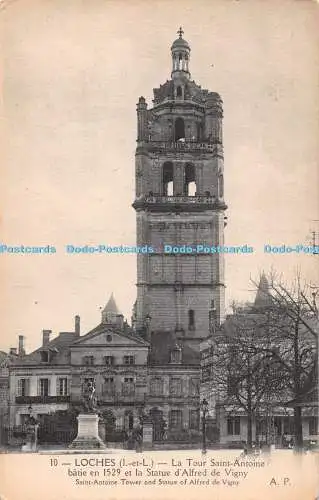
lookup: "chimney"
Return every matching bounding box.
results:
[42,329,52,346]
[10,347,17,355]
[115,314,124,330]
[18,335,25,356]
[75,315,80,336]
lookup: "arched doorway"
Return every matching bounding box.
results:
[102,410,116,443]
[124,410,134,431]
[150,407,167,442]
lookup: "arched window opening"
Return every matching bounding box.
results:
[166,181,173,196]
[188,181,196,196]
[197,122,203,141]
[185,53,189,72]
[188,309,195,330]
[175,117,185,141]
[170,345,182,364]
[163,162,174,196]
[218,174,224,198]
[178,53,183,70]
[176,86,182,98]
[184,164,196,196]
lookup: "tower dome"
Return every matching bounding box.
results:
[171,27,191,80]
[171,36,190,51]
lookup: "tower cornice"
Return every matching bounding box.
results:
[132,195,227,212]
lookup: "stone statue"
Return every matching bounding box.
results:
[83,379,97,413]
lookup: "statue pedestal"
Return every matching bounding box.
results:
[21,424,39,453]
[69,413,106,450]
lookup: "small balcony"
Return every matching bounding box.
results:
[133,194,227,212]
[15,395,71,404]
[98,391,146,405]
[141,140,222,154]
[146,393,200,404]
[146,195,216,204]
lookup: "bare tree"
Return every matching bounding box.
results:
[212,310,286,451]
[210,272,318,452]
[251,273,318,452]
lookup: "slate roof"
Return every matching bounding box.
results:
[152,79,220,106]
[102,293,120,314]
[149,331,200,366]
[11,332,77,366]
[254,272,273,309]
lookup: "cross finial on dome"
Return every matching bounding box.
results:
[177,26,184,38]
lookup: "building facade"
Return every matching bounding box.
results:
[7,30,227,446]
[8,296,201,441]
[0,351,11,444]
[8,300,147,432]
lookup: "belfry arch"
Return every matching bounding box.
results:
[162,162,174,196]
[174,117,185,141]
[184,163,196,196]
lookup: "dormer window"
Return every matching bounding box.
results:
[170,346,182,364]
[176,86,182,98]
[40,350,49,363]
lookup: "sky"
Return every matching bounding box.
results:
[0,0,319,353]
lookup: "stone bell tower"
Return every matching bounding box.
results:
[133,28,227,348]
